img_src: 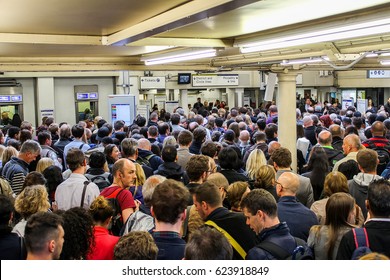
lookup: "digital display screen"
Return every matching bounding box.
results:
[0,96,11,102]
[178,73,191,84]
[89,92,98,99]
[77,93,89,100]
[11,95,22,102]
[111,104,131,126]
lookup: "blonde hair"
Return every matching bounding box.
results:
[254,165,276,189]
[359,252,390,260]
[36,157,55,173]
[1,146,18,166]
[89,196,114,224]
[246,149,267,180]
[227,181,249,210]
[323,171,349,197]
[133,163,146,197]
[14,185,50,219]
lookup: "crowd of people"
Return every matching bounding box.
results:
[1,96,390,260]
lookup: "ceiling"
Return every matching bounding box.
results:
[1,0,390,72]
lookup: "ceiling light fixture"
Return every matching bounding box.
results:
[281,57,325,65]
[141,48,216,65]
[239,18,390,53]
[380,60,390,65]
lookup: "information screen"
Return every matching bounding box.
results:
[111,104,131,126]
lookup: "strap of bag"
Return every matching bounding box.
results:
[256,241,291,260]
[79,143,85,150]
[205,220,247,259]
[181,205,192,240]
[105,187,124,199]
[352,228,370,249]
[80,181,89,207]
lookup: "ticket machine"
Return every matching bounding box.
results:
[108,95,136,126]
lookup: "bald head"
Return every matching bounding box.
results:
[342,134,361,155]
[371,121,385,136]
[277,172,300,196]
[239,130,250,142]
[329,124,342,138]
[268,141,281,155]
[138,138,151,150]
[318,130,332,146]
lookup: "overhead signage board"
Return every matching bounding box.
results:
[140,77,166,89]
[192,74,239,87]
[76,92,99,100]
[367,70,390,78]
[0,95,22,103]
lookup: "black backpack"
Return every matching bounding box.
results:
[256,237,314,260]
[136,154,154,167]
[351,228,372,260]
[365,140,390,175]
[104,188,125,236]
[85,173,111,192]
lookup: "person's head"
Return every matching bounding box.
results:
[8,126,21,140]
[246,148,267,180]
[357,149,378,173]
[151,179,189,224]
[89,196,114,226]
[325,192,356,227]
[19,140,41,164]
[329,124,343,138]
[71,124,85,139]
[22,172,47,189]
[142,175,166,206]
[218,146,240,170]
[367,179,390,218]
[104,144,120,163]
[185,154,210,183]
[342,134,361,155]
[59,124,71,139]
[0,194,14,227]
[1,145,18,166]
[193,181,223,220]
[66,148,86,172]
[253,165,276,189]
[370,121,385,136]
[161,144,177,163]
[43,166,63,197]
[88,151,107,169]
[24,212,64,260]
[306,146,329,172]
[15,184,50,219]
[58,207,94,260]
[227,181,250,211]
[36,157,54,173]
[200,140,218,158]
[19,129,32,144]
[338,160,360,180]
[184,227,233,260]
[206,172,229,200]
[112,158,137,188]
[240,189,278,235]
[120,138,138,158]
[177,130,193,147]
[114,231,158,260]
[193,127,207,143]
[323,171,349,197]
[271,146,291,169]
[276,172,300,197]
[38,131,52,146]
[318,130,332,146]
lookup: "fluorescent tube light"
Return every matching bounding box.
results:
[240,18,390,53]
[281,57,324,65]
[380,60,390,65]
[141,48,216,65]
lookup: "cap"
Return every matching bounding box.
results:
[96,126,110,141]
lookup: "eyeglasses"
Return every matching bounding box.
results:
[275,181,284,189]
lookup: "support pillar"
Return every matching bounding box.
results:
[277,72,298,172]
[36,77,55,125]
[180,89,188,115]
[236,88,244,108]
[226,88,235,109]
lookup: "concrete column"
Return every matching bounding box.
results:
[181,89,188,115]
[254,88,260,108]
[173,89,180,101]
[226,88,235,109]
[277,71,298,172]
[236,88,244,108]
[36,77,55,124]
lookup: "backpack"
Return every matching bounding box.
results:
[365,140,390,175]
[121,211,154,235]
[85,173,111,191]
[351,228,372,260]
[104,188,125,236]
[136,154,155,167]
[256,237,314,260]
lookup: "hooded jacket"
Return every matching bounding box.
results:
[348,173,382,219]
[154,161,189,185]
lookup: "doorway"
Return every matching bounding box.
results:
[0,104,23,126]
[76,101,97,123]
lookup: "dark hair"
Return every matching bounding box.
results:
[104,144,118,164]
[193,181,222,208]
[178,130,193,146]
[185,155,209,181]
[218,146,239,170]
[338,160,359,180]
[23,172,47,189]
[58,207,94,260]
[66,148,85,171]
[0,194,14,227]
[8,126,20,139]
[88,151,107,169]
[184,227,233,260]
[19,129,32,144]
[43,166,63,200]
[200,141,217,158]
[71,125,84,138]
[240,188,277,217]
[161,144,177,163]
[151,179,189,224]
[37,131,51,145]
[7,139,21,151]
[367,179,390,217]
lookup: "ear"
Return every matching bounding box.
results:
[150,206,155,218]
[49,240,55,253]
[365,200,370,211]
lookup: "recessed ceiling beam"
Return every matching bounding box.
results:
[0,33,102,45]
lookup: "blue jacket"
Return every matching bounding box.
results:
[246,222,297,260]
[137,149,163,171]
[1,157,29,195]
[277,196,318,241]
